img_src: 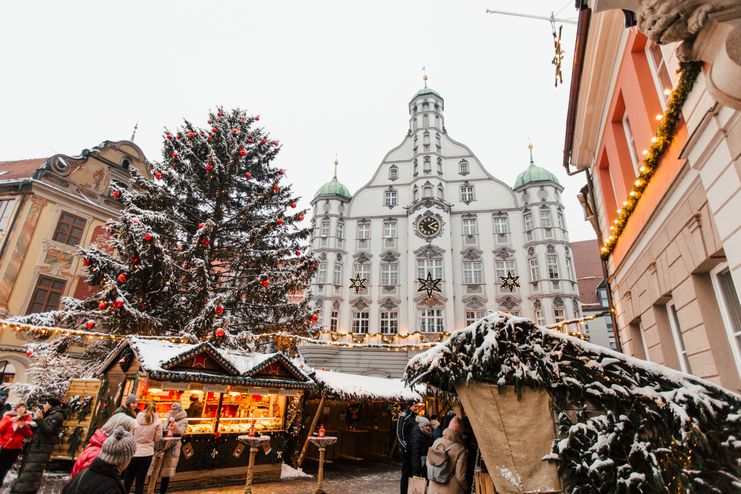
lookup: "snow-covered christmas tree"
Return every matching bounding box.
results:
[61,108,317,343]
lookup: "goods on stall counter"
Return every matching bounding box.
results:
[318,425,325,438]
[248,422,257,437]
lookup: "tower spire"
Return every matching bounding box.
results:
[333,155,339,179]
[422,66,428,88]
[130,120,139,141]
[528,139,534,165]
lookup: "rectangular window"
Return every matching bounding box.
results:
[381,263,398,286]
[320,219,331,237]
[333,263,342,285]
[463,261,483,285]
[330,311,339,332]
[353,263,371,282]
[557,211,566,230]
[547,255,560,279]
[554,307,566,323]
[598,288,609,308]
[317,263,328,284]
[27,275,66,314]
[495,260,517,283]
[336,221,344,239]
[465,310,485,327]
[711,265,741,374]
[352,311,369,334]
[356,222,370,239]
[418,309,444,333]
[52,211,86,246]
[539,209,552,228]
[462,217,478,236]
[492,216,509,234]
[535,308,545,326]
[0,199,15,231]
[646,40,674,107]
[460,185,474,203]
[383,221,397,238]
[622,112,640,175]
[529,258,540,281]
[666,301,692,373]
[385,190,397,207]
[565,257,574,281]
[380,311,399,334]
[524,211,533,231]
[417,259,443,281]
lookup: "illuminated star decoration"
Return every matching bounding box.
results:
[418,272,442,298]
[268,363,281,375]
[349,273,367,294]
[192,354,207,368]
[500,271,520,292]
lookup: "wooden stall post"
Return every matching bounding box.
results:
[244,445,259,494]
[296,394,324,468]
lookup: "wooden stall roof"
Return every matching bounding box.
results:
[310,368,422,402]
[99,336,316,390]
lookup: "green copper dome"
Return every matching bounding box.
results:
[314,176,352,200]
[514,147,560,189]
[411,87,443,102]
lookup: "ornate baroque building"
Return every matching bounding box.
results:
[300,86,579,377]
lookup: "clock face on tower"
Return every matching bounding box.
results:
[418,216,441,236]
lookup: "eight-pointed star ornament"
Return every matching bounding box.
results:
[349,273,367,294]
[500,271,520,292]
[418,272,442,298]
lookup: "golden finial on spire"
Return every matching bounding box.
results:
[528,139,534,164]
[333,155,339,178]
[422,66,428,88]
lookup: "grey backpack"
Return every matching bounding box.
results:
[426,441,455,484]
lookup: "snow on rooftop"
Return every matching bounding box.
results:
[312,369,421,402]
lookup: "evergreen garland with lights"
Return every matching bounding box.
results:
[404,313,741,493]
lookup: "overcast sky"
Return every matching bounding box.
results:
[0,0,595,241]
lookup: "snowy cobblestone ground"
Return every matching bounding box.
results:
[1,462,399,493]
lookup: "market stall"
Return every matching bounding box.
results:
[298,369,422,465]
[94,336,315,490]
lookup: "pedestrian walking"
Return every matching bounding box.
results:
[62,426,137,494]
[70,412,136,479]
[114,394,139,419]
[410,416,434,478]
[396,402,420,494]
[426,417,468,494]
[10,397,67,494]
[0,403,34,486]
[124,403,162,494]
[157,402,187,494]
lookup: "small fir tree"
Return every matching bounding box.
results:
[63,108,317,343]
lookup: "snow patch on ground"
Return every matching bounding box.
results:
[280,463,313,479]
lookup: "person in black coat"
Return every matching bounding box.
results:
[10,397,67,494]
[410,416,434,478]
[396,403,420,494]
[62,426,137,494]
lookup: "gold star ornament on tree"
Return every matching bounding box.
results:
[418,272,442,298]
[349,273,367,294]
[500,271,520,292]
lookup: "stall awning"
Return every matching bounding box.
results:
[311,369,422,402]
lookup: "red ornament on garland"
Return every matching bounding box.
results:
[155,171,163,180]
[278,169,285,175]
[117,273,128,283]
[139,303,147,311]
[310,314,318,324]
[215,305,225,315]
[276,218,284,225]
[260,279,270,287]
[131,257,140,264]
[85,320,96,330]
[272,185,279,192]
[247,138,254,143]
[215,328,225,337]
[171,151,178,158]
[231,128,239,135]
[112,191,121,199]
[198,223,205,229]
[201,238,210,245]
[25,350,33,357]
[114,298,124,309]
[211,127,218,133]
[217,111,223,117]
[207,135,213,141]
[98,301,109,311]
[295,250,301,256]
[298,214,305,221]
[290,202,297,208]
[244,172,252,179]
[187,131,195,138]
[82,258,91,266]
[309,264,316,270]
[255,115,260,121]
[205,163,214,171]
[239,149,247,157]
[261,139,268,144]
[143,233,153,241]
[176,133,182,139]
[166,133,172,140]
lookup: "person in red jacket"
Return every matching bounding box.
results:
[0,403,34,486]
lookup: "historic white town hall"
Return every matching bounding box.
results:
[300,85,580,377]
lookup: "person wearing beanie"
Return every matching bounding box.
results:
[409,415,434,479]
[70,413,136,480]
[62,426,136,494]
[10,397,67,494]
[114,394,139,419]
[0,403,33,486]
[157,403,187,494]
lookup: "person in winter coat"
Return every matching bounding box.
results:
[185,394,203,418]
[10,397,67,494]
[396,402,420,494]
[62,426,137,494]
[157,402,187,494]
[70,412,136,479]
[124,403,162,494]
[410,416,434,478]
[433,411,456,441]
[0,403,34,486]
[427,417,469,494]
[114,394,139,419]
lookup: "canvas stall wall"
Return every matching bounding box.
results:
[455,383,561,494]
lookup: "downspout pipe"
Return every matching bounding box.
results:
[0,179,33,260]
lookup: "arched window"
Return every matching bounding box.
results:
[389,165,398,181]
[423,156,431,173]
[0,361,15,384]
[458,160,469,175]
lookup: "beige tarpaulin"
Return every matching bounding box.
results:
[456,383,561,494]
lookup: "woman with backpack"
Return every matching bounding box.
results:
[426,416,468,494]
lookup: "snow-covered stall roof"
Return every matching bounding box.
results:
[100,336,314,390]
[311,369,421,402]
[404,312,741,493]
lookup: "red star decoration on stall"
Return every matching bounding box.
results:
[192,354,207,368]
[268,363,280,375]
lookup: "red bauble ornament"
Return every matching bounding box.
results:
[131,257,140,264]
[247,138,254,144]
[295,250,301,256]
[82,258,91,266]
[114,298,124,309]
[198,223,205,229]
[176,133,182,139]
[215,328,226,337]
[187,131,195,138]
[166,133,172,140]
[112,191,121,199]
[85,320,96,330]
[244,172,252,179]
[143,233,153,241]
[272,185,279,192]
[171,151,178,158]
[216,305,225,315]
[290,202,297,208]
[260,279,270,287]
[25,350,33,357]
[139,303,147,311]
[298,214,305,221]
[231,128,239,135]
[255,115,260,121]
[217,111,223,117]
[309,264,316,270]
[207,135,213,141]
[211,127,218,133]
[310,315,318,324]
[201,238,210,245]
[117,273,128,283]
[276,218,284,225]
[98,301,109,311]
[205,163,214,171]
[154,171,163,179]
[278,170,285,176]
[239,149,247,157]
[273,141,280,147]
